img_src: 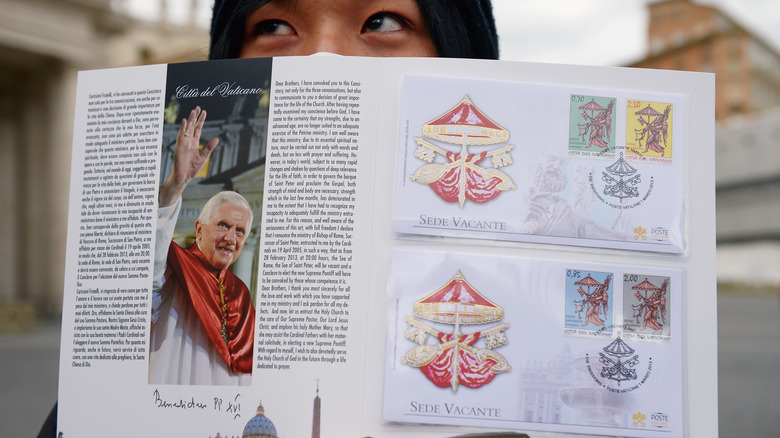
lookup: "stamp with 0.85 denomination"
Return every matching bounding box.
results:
[563,269,614,338]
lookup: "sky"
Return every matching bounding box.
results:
[493,0,780,65]
[123,0,780,66]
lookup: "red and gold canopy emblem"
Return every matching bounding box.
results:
[414,270,503,326]
[403,270,510,392]
[411,95,516,208]
[421,96,509,146]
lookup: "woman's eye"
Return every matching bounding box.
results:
[254,19,295,36]
[363,13,404,33]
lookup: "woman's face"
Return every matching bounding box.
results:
[239,0,438,58]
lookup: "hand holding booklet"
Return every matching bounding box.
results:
[59,55,716,437]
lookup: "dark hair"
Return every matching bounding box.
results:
[415,0,498,60]
[209,0,499,60]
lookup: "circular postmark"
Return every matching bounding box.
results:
[584,325,653,393]
[588,148,655,210]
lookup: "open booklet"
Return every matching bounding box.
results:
[59,56,717,438]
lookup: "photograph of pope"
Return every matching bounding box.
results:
[149,106,255,386]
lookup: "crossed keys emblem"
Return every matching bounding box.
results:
[410,95,516,208]
[405,316,510,354]
[598,337,640,385]
[599,352,639,384]
[402,270,511,391]
[601,153,641,200]
[413,138,516,173]
[602,172,641,199]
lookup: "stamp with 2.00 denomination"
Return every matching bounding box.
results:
[622,273,672,342]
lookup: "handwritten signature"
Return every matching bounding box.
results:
[153,389,242,420]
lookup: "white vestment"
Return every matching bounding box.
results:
[148,199,251,386]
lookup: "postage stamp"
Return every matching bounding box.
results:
[622,273,672,342]
[563,269,614,338]
[625,100,673,164]
[568,94,616,159]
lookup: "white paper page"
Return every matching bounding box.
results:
[60,56,384,437]
[57,57,716,438]
[394,76,686,254]
[359,57,716,438]
[384,249,683,437]
[59,63,168,436]
[251,55,382,437]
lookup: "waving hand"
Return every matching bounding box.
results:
[159,106,219,207]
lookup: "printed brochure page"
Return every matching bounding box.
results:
[394,75,686,253]
[383,249,682,438]
[57,56,717,438]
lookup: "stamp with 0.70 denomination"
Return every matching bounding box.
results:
[568,94,616,159]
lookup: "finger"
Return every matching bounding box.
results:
[194,109,207,137]
[178,117,189,141]
[196,108,207,126]
[190,106,200,125]
[200,137,219,159]
[184,107,199,136]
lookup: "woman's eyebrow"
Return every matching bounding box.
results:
[252,0,299,17]
[259,0,298,9]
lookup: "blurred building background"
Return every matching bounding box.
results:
[0,0,778,436]
[3,0,778,323]
[0,0,210,328]
[629,0,780,287]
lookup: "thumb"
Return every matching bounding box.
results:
[200,137,219,159]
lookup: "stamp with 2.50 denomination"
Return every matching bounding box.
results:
[625,100,673,164]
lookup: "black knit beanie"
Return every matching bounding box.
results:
[209,0,499,60]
